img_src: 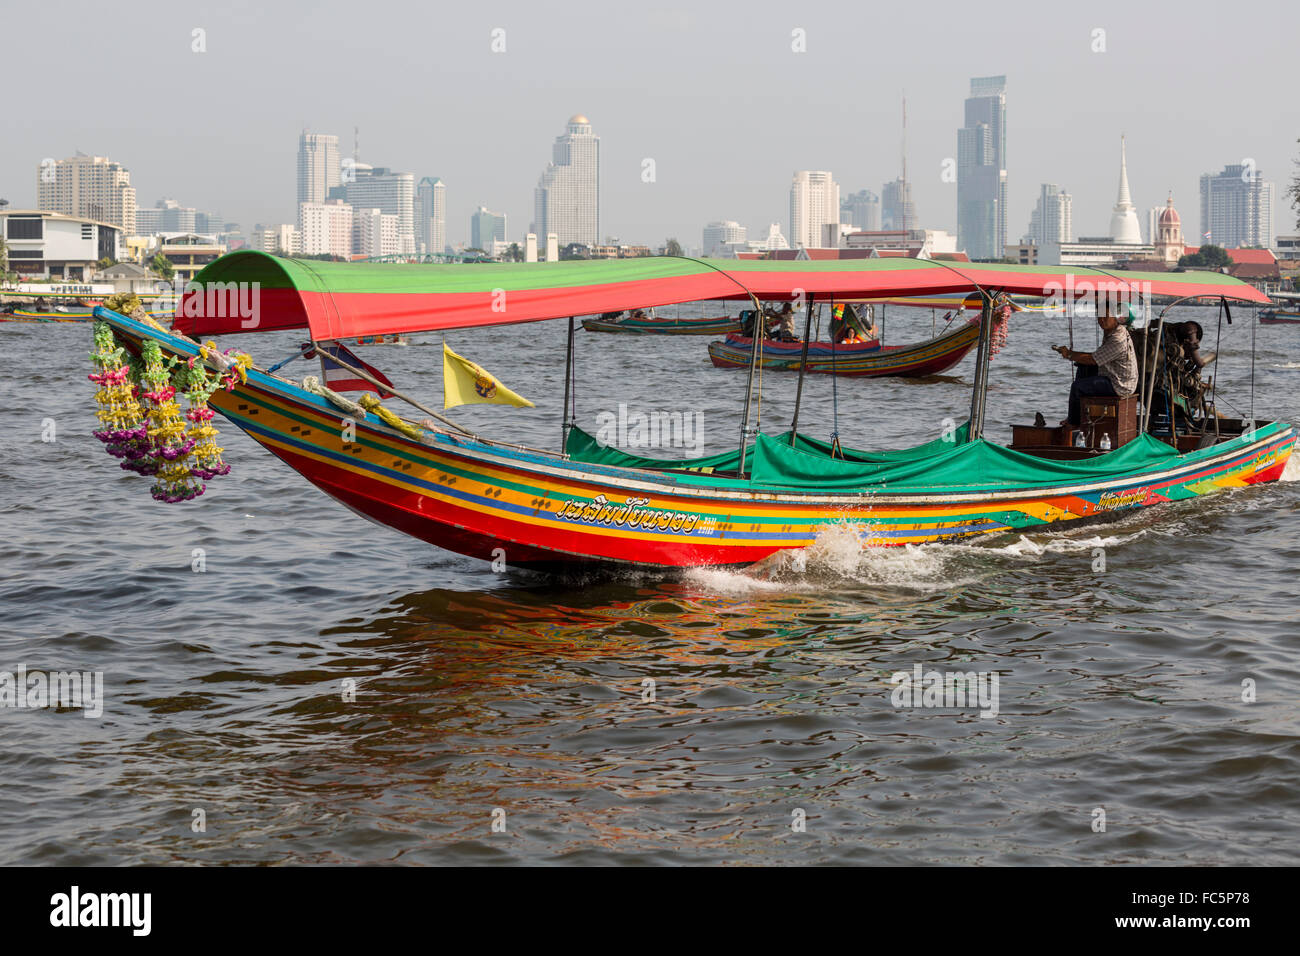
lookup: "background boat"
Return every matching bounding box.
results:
[707,319,980,378]
[581,313,740,335]
[1260,309,1300,325]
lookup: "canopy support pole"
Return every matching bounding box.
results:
[966,293,994,440]
[788,293,815,445]
[737,295,765,477]
[561,316,575,455]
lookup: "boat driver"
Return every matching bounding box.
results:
[1053,303,1138,426]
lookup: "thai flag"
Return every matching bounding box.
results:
[302,341,394,396]
[1203,231,1212,240]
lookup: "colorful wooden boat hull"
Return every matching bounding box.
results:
[582,315,741,335]
[1260,310,1300,325]
[708,320,980,377]
[100,310,1297,571]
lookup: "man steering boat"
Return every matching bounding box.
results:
[1053,303,1138,426]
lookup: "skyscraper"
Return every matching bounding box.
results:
[417,176,446,256]
[1027,184,1073,245]
[957,75,1007,260]
[1200,164,1275,249]
[789,171,840,248]
[36,154,137,234]
[1109,137,1142,244]
[880,178,916,231]
[337,165,416,255]
[297,132,340,206]
[535,115,600,248]
[841,190,881,232]
[470,206,507,251]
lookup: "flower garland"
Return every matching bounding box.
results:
[137,338,203,502]
[90,313,248,503]
[175,359,230,480]
[88,321,150,471]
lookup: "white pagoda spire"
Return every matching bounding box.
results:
[1109,135,1142,244]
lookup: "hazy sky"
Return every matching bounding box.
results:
[5,0,1297,249]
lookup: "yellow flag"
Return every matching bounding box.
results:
[442,342,534,409]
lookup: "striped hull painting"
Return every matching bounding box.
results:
[708,320,980,378]
[581,316,741,335]
[104,312,1296,570]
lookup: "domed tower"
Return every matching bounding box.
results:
[1153,193,1184,265]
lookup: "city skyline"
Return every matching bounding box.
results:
[4,0,1296,252]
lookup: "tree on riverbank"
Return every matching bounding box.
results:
[1290,138,1299,230]
[662,238,683,257]
[149,253,174,281]
[1178,244,1232,270]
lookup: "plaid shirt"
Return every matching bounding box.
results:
[1092,325,1138,396]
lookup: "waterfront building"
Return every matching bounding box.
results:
[841,190,881,232]
[534,115,600,247]
[1276,235,1300,264]
[298,199,353,258]
[93,261,159,296]
[417,177,446,256]
[702,220,748,257]
[156,233,226,284]
[957,75,1007,260]
[470,206,507,252]
[789,171,840,249]
[0,208,122,279]
[1200,164,1275,249]
[1040,237,1155,267]
[35,154,137,235]
[844,229,960,258]
[1005,242,1039,265]
[298,132,340,206]
[1026,184,1072,245]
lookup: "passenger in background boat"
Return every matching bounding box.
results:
[775,303,800,342]
[1170,320,1208,369]
[1054,305,1138,426]
[831,304,875,344]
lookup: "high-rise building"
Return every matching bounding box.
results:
[353,207,400,258]
[36,154,137,235]
[1200,164,1275,249]
[880,178,916,231]
[417,176,446,256]
[298,199,352,258]
[957,75,1007,260]
[789,171,840,248]
[335,166,415,255]
[253,223,302,256]
[297,132,340,206]
[534,115,600,247]
[1109,137,1142,244]
[703,220,748,256]
[470,206,507,251]
[1027,184,1072,245]
[841,190,881,232]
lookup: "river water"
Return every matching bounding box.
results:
[2,303,1298,864]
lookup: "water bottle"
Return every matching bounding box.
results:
[1072,430,1086,448]
[1099,433,1112,451]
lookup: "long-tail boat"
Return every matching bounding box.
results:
[707,320,980,377]
[581,312,740,335]
[88,252,1290,570]
[1260,308,1300,325]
